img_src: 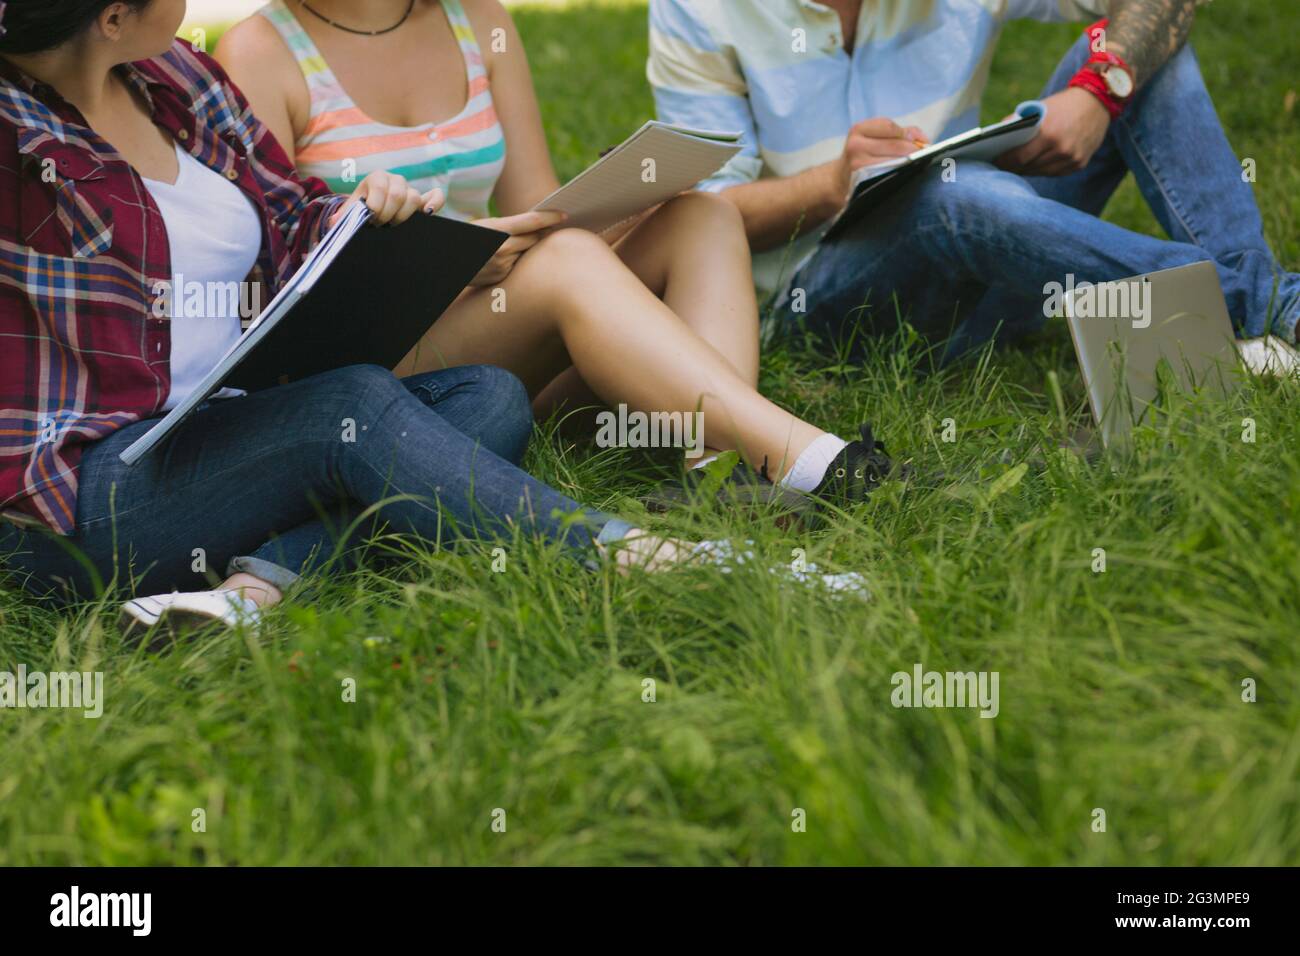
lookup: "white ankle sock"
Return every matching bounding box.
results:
[777,434,850,493]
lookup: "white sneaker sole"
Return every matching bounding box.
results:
[117,599,162,639]
[117,602,238,644]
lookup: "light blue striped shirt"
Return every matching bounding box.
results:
[648,0,1105,297]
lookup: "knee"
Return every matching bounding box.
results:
[915,164,1036,237]
[333,362,407,398]
[530,227,618,268]
[315,363,410,428]
[460,364,534,463]
[467,362,530,406]
[657,189,745,233]
[327,363,404,394]
[517,227,622,300]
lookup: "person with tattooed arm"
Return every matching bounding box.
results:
[648,0,1298,361]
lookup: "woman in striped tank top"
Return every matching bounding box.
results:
[217,2,897,504]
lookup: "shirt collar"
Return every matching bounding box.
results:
[0,54,187,132]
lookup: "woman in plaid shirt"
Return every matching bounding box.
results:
[0,0,707,635]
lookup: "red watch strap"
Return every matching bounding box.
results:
[1086,18,1110,53]
[1071,17,1130,119]
[1069,69,1124,119]
[1090,50,1126,71]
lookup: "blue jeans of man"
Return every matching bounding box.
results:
[784,35,1300,360]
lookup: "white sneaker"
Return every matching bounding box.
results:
[1237,336,1300,377]
[118,590,263,640]
[689,540,870,597]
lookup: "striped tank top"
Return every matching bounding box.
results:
[257,0,506,221]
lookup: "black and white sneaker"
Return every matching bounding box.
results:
[808,423,913,508]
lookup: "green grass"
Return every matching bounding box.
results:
[2,0,1298,865]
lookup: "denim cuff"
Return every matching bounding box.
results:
[581,518,636,572]
[226,555,301,594]
[1273,288,1300,344]
[595,518,635,547]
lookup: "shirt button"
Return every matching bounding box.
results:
[226,168,239,181]
[177,129,190,141]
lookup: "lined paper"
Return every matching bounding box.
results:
[535,122,742,232]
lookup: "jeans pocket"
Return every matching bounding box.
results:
[405,380,445,407]
[402,369,457,408]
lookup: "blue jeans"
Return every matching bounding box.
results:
[785,36,1300,359]
[0,364,630,603]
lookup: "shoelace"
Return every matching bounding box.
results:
[824,425,895,487]
[856,424,897,482]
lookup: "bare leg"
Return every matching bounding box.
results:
[533,193,760,459]
[612,192,760,384]
[396,228,825,478]
[529,365,604,436]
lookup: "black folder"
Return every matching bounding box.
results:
[120,210,507,465]
[228,212,506,389]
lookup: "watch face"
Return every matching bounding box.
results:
[1104,65,1134,99]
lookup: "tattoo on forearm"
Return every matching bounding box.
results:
[1105,0,1200,88]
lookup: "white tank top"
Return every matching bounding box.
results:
[143,143,263,410]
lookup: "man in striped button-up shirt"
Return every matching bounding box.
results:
[649,0,1299,358]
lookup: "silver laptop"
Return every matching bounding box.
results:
[1063,261,1242,450]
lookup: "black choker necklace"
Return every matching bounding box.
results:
[299,0,416,37]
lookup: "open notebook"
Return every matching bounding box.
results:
[823,100,1047,242]
[534,121,742,233]
[119,205,507,466]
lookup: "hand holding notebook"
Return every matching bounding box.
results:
[823,100,1048,242]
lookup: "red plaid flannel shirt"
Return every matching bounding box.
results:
[0,40,346,534]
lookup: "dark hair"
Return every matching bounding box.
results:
[0,1,152,55]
